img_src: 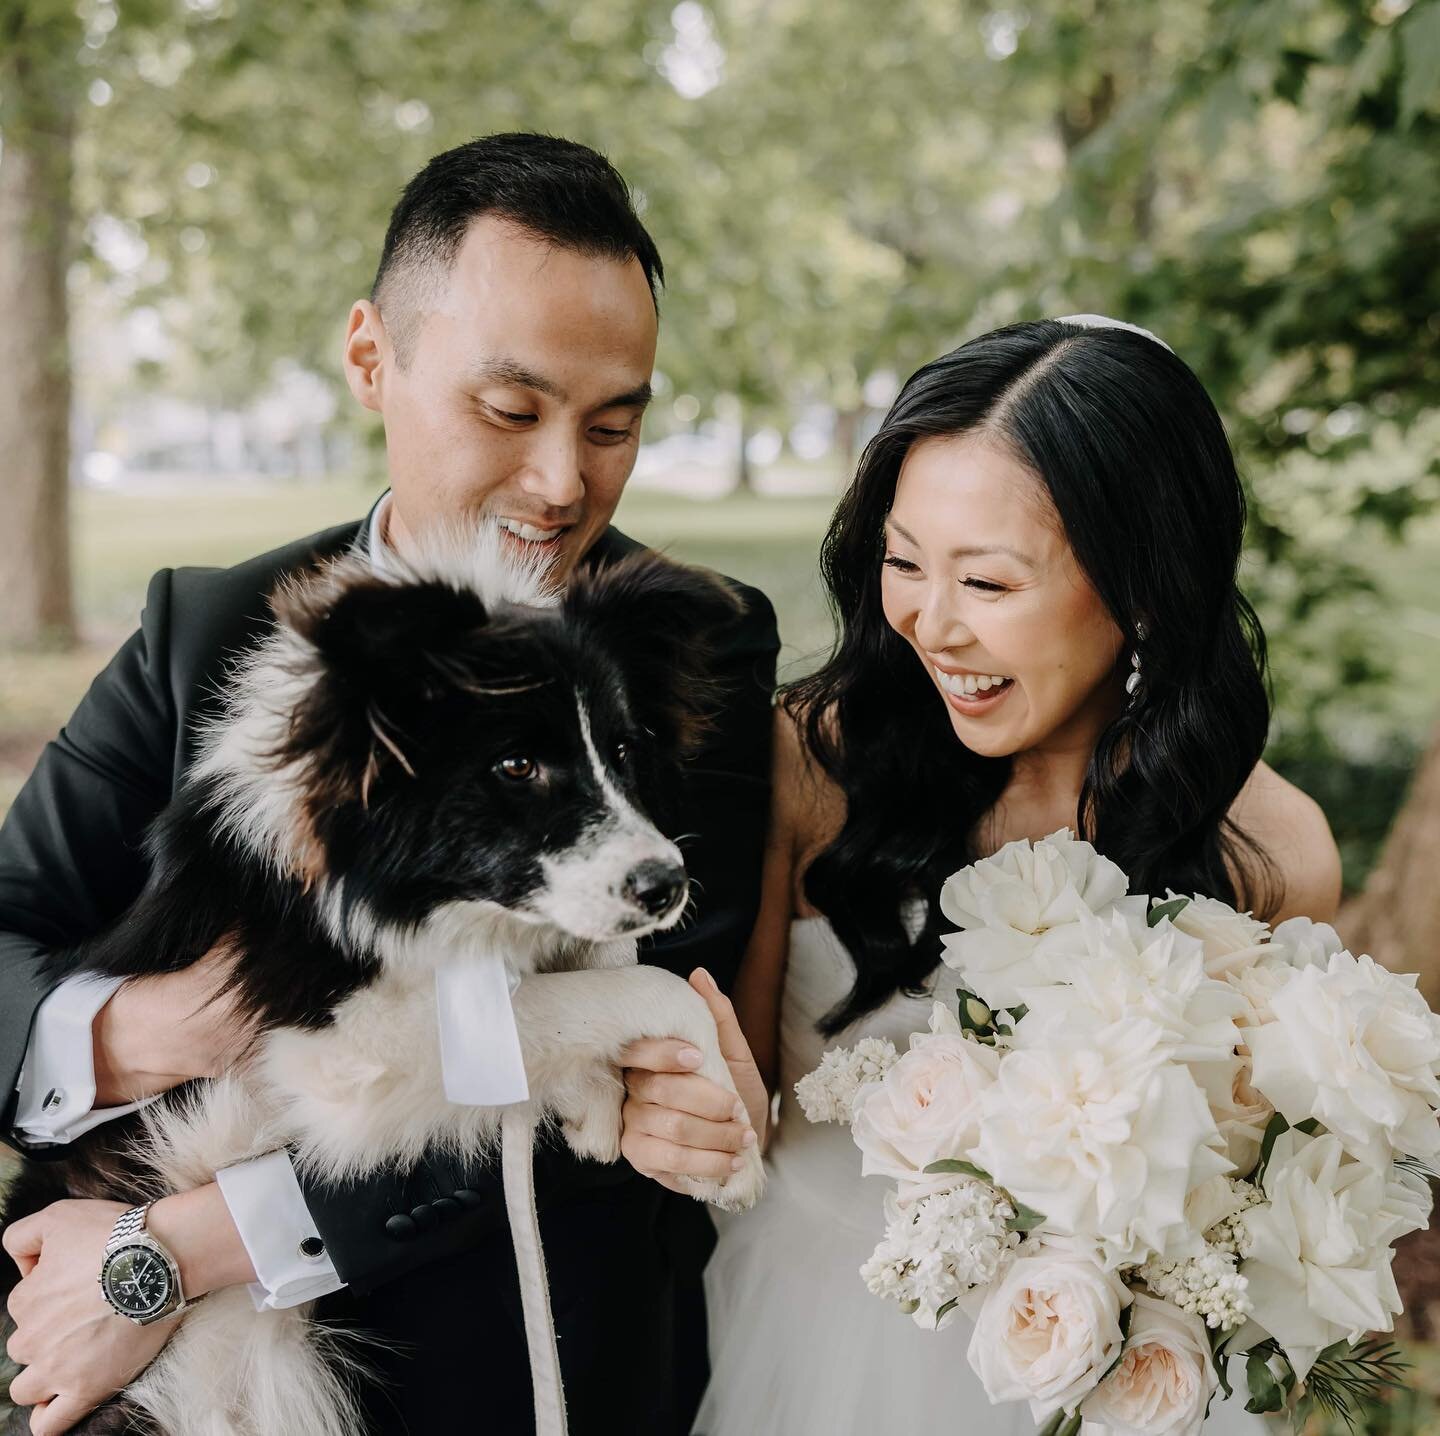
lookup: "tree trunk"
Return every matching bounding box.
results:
[0,39,78,649]
[834,405,862,478]
[734,400,753,493]
[1338,719,1440,1002]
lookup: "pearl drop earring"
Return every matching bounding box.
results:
[1125,621,1148,702]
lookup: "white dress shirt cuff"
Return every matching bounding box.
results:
[215,1150,345,1311]
[12,973,157,1146]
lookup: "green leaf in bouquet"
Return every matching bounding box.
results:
[1297,1336,1408,1431]
[1254,1113,1291,1188]
[923,1159,993,1180]
[934,1297,958,1324]
[1294,1118,1321,1136]
[1208,1329,1235,1401]
[1244,1349,1285,1414]
[1006,1202,1047,1233]
[1147,897,1191,928]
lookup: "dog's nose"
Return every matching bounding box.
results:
[623,860,686,917]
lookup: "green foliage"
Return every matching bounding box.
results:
[1299,1337,1410,1431]
[3,0,1436,825]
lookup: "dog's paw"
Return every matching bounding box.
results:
[561,1100,624,1164]
[678,1142,765,1213]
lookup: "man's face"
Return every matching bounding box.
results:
[346,215,659,580]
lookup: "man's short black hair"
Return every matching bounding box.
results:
[371,132,664,367]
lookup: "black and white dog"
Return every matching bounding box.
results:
[1,527,765,1436]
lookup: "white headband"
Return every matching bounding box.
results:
[1054,313,1173,354]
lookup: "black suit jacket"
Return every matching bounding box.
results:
[0,517,778,1296]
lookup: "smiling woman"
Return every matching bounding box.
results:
[781,317,1340,1036]
[694,318,1340,1436]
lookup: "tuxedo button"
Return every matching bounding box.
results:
[432,1197,460,1222]
[410,1204,438,1233]
[453,1188,484,1209]
[385,1214,418,1241]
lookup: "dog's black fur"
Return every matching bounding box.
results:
[0,545,741,1436]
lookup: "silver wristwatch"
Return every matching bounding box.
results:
[97,1202,191,1325]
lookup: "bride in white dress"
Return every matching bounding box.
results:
[620,318,1343,1436]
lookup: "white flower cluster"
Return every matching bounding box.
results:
[860,1179,1020,1329]
[1202,1178,1263,1258]
[792,1036,898,1124]
[798,830,1440,1430]
[1135,1247,1252,1331]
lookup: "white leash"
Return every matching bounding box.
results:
[500,1106,568,1436]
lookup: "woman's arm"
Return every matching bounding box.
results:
[730,705,809,1093]
[617,704,825,1183]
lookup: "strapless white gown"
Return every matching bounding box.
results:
[694,917,1267,1436]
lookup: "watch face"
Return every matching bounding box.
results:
[101,1244,173,1318]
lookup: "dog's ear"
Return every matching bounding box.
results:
[565,553,744,754]
[268,565,511,806]
[277,570,492,692]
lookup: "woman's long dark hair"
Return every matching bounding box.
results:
[787,320,1275,1034]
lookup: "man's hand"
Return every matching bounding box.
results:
[619,968,768,1194]
[3,1184,256,1434]
[92,944,259,1106]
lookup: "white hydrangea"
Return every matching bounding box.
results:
[1134,1246,1253,1332]
[794,1037,899,1124]
[860,1179,1020,1329]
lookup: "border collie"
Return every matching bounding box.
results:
[0,526,765,1436]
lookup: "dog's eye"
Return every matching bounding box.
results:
[496,756,538,782]
[613,741,631,765]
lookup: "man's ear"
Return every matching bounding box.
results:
[343,300,387,414]
[566,553,743,755]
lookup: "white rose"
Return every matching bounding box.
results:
[967,1243,1130,1419]
[939,830,1130,1010]
[1267,915,1345,970]
[1189,1055,1274,1179]
[1082,1293,1217,1436]
[1247,950,1440,1167]
[1241,1129,1429,1379]
[1011,907,1244,1068]
[1164,893,1271,978]
[972,1021,1231,1268]
[1223,956,1294,1032]
[851,1003,1001,1196]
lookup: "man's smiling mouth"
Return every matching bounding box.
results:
[497,517,571,546]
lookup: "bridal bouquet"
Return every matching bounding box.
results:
[795,831,1439,1435]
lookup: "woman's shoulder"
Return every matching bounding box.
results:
[771,700,845,860]
[1227,760,1342,923]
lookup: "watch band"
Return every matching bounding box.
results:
[106,1202,155,1250]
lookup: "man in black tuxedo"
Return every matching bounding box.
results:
[0,134,777,1435]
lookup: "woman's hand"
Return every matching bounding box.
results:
[619,969,769,1194]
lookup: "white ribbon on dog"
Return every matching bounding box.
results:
[435,954,530,1106]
